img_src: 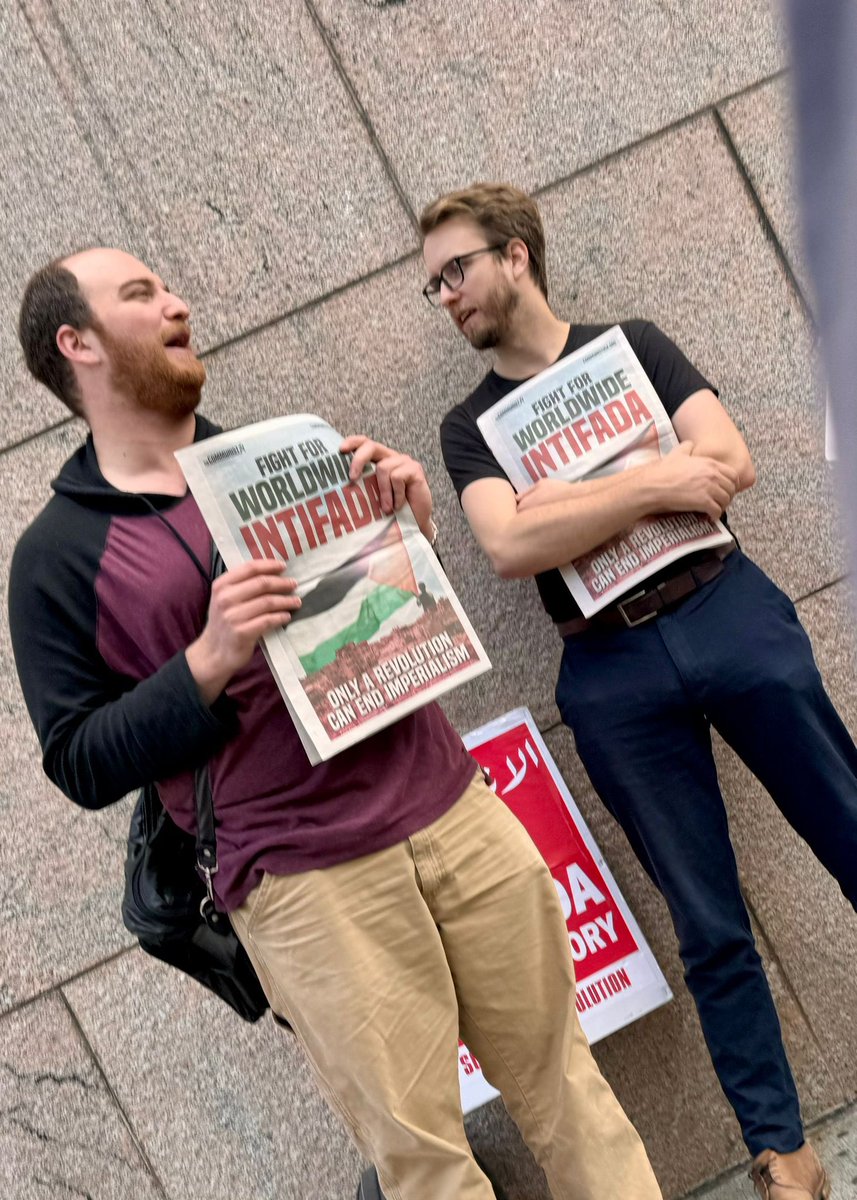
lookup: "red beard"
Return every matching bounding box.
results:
[100,327,206,418]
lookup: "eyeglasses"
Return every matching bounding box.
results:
[422,243,508,307]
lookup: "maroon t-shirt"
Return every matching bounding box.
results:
[95,494,476,909]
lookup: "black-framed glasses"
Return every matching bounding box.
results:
[422,243,508,307]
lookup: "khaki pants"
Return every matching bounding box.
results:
[230,771,661,1200]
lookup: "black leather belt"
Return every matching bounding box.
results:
[556,546,735,638]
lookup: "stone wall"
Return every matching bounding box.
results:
[2,3,854,1197]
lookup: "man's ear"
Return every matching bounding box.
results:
[56,324,101,366]
[507,238,530,281]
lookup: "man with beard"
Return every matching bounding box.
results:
[9,248,664,1200]
[423,183,856,1200]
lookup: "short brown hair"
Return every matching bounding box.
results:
[18,259,95,416]
[419,182,548,300]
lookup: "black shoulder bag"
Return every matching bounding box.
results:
[122,766,270,1023]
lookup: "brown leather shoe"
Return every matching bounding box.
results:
[750,1144,830,1198]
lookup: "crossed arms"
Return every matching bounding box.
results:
[460,390,755,579]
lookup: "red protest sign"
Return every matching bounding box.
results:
[473,722,639,981]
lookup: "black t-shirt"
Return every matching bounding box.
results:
[440,320,718,623]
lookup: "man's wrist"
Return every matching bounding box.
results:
[631,464,667,517]
[186,640,231,707]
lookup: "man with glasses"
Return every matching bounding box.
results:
[10,246,663,1200]
[422,181,856,1200]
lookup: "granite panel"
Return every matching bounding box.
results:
[0,424,136,1012]
[718,580,857,1099]
[719,77,809,299]
[25,0,415,351]
[202,113,835,739]
[0,4,131,448]
[0,992,163,1199]
[64,950,363,1200]
[465,1102,551,1200]
[311,0,785,211]
[530,727,839,1198]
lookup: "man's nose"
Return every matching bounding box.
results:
[164,290,191,320]
[439,279,461,309]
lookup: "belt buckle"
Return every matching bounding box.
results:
[617,588,659,628]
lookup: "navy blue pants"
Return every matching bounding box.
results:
[556,550,857,1154]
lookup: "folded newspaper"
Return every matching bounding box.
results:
[477,326,733,617]
[176,415,491,764]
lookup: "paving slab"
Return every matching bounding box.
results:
[64,949,362,1200]
[686,1101,857,1198]
[202,111,835,741]
[720,76,809,300]
[311,0,785,211]
[531,726,840,1199]
[23,0,415,354]
[0,424,136,1012]
[0,4,131,449]
[0,991,163,1199]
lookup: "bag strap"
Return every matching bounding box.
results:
[196,543,229,932]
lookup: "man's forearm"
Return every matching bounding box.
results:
[186,639,238,707]
[672,391,756,492]
[689,437,756,492]
[484,470,659,578]
[42,654,232,809]
[468,443,738,579]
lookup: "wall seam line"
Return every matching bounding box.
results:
[534,67,789,202]
[303,0,420,235]
[0,945,137,1021]
[58,986,172,1200]
[712,105,813,323]
[16,0,140,241]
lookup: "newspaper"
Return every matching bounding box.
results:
[176,415,491,764]
[477,326,733,617]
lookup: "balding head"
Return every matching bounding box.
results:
[19,248,203,422]
[61,247,153,312]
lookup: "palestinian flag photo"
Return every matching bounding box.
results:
[286,517,421,675]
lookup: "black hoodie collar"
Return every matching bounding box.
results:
[51,414,222,513]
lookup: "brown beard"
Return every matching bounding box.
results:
[465,276,520,350]
[99,325,206,418]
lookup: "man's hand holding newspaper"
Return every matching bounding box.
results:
[341,435,435,538]
[187,560,302,706]
[176,415,489,762]
[515,441,739,523]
